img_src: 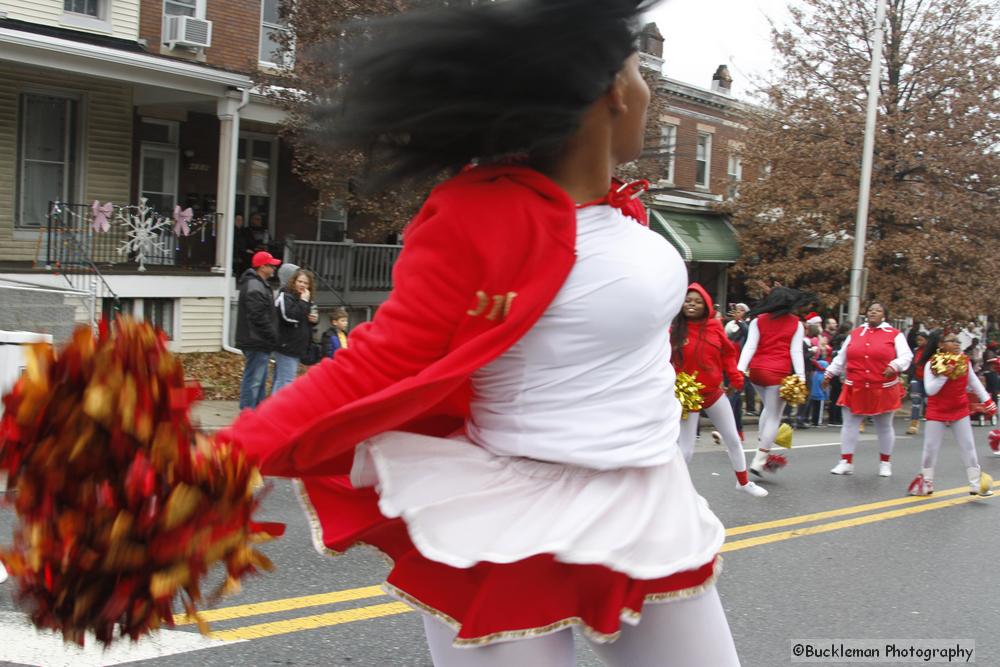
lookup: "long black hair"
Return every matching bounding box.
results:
[747,287,817,319]
[917,329,944,368]
[307,0,663,188]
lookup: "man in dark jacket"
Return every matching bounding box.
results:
[236,251,281,409]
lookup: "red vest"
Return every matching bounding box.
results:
[844,325,901,388]
[926,358,972,422]
[749,313,798,374]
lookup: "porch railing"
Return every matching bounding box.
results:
[46,201,219,271]
[286,239,402,301]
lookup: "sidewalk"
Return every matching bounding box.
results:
[191,400,241,433]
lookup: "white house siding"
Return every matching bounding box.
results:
[4,0,141,42]
[180,297,223,352]
[0,62,132,262]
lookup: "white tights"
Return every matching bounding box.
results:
[921,418,979,471]
[751,384,785,451]
[839,408,895,457]
[678,396,747,473]
[421,586,740,667]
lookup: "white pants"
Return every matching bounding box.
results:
[421,586,740,667]
[678,396,747,473]
[751,384,784,451]
[921,417,979,471]
[839,408,895,457]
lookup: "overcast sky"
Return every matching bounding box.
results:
[646,0,792,99]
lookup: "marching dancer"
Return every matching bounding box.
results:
[823,303,912,477]
[219,2,740,665]
[907,330,997,496]
[672,283,767,497]
[736,287,812,476]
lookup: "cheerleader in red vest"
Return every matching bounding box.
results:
[907,330,997,496]
[822,303,912,477]
[218,2,739,665]
[672,283,767,497]
[736,287,811,476]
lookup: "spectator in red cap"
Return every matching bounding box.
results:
[236,251,281,409]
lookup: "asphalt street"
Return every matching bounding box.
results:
[1,417,998,667]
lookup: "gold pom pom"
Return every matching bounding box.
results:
[930,353,967,380]
[779,374,808,406]
[979,471,994,496]
[675,372,705,419]
[774,423,794,449]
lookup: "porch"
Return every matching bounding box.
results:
[283,239,402,307]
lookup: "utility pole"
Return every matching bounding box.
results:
[847,0,889,326]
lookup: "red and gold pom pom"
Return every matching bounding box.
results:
[0,318,282,646]
[930,352,967,380]
[674,371,705,419]
[778,374,808,406]
[988,429,1000,454]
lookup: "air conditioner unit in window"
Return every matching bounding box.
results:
[164,15,212,49]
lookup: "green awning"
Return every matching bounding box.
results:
[648,209,740,263]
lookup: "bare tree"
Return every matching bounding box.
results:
[725,0,1000,319]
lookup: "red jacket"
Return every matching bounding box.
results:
[672,282,743,404]
[220,165,649,553]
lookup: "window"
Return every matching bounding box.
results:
[260,0,293,66]
[164,0,199,17]
[64,0,100,16]
[143,299,175,339]
[660,125,677,184]
[16,93,79,229]
[235,135,278,239]
[727,153,742,198]
[695,132,712,188]
[318,202,348,243]
[139,120,180,216]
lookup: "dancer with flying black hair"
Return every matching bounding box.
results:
[737,287,814,476]
[219,1,740,665]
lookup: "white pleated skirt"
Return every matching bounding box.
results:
[350,431,725,580]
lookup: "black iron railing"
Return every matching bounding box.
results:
[46,201,220,271]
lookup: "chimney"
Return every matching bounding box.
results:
[711,65,733,94]
[640,23,664,59]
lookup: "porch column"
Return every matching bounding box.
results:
[215,91,244,272]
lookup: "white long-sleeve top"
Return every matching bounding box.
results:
[736,318,805,379]
[923,360,990,400]
[825,322,912,382]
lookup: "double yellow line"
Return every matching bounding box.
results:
[179,484,996,642]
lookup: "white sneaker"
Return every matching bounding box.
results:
[711,431,722,445]
[0,563,7,584]
[878,461,892,477]
[750,449,768,477]
[737,481,768,497]
[831,459,854,475]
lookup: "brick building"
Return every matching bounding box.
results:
[637,23,750,310]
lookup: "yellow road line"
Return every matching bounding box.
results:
[181,485,998,641]
[722,492,995,552]
[208,602,413,641]
[175,585,386,626]
[725,484,978,537]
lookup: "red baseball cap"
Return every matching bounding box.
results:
[252,251,281,268]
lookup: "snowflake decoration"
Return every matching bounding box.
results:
[117,198,170,272]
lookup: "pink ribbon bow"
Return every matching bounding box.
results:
[91,201,113,233]
[173,205,194,236]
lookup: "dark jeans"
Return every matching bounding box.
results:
[909,379,926,420]
[743,381,757,413]
[729,389,743,433]
[828,377,843,424]
[239,349,271,409]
